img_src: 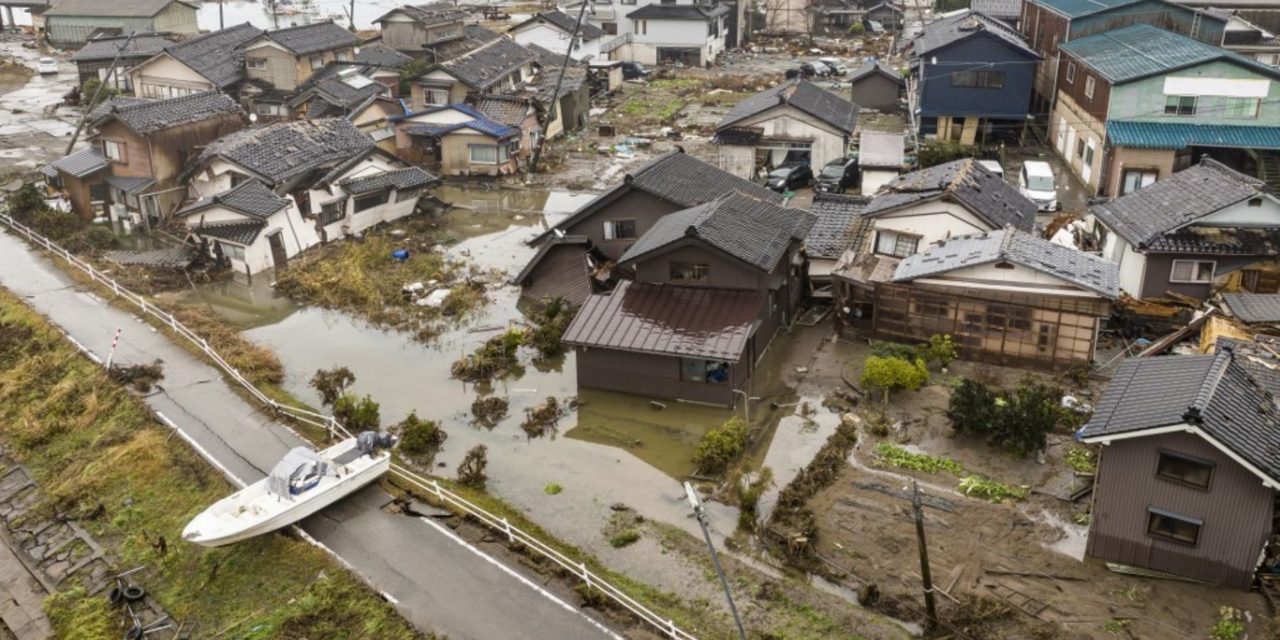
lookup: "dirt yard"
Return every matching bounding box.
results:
[797,350,1270,640]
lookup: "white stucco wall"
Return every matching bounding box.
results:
[511,22,602,60]
[861,168,898,194]
[872,200,994,248]
[914,261,1103,298]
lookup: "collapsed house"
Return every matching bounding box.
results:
[561,192,815,405]
[714,79,859,181]
[177,118,439,274]
[1088,158,1280,301]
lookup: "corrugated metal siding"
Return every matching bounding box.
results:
[575,346,748,405]
[48,16,157,47]
[1087,432,1273,589]
[521,243,592,307]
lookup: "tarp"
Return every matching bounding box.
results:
[266,447,330,499]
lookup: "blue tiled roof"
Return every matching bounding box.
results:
[1031,0,1142,18]
[1061,24,1280,83]
[1107,120,1280,150]
[389,102,486,122]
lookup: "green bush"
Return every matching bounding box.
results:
[60,225,120,253]
[451,328,524,381]
[310,366,356,407]
[870,334,956,369]
[526,297,573,361]
[1209,606,1246,640]
[947,378,1065,457]
[958,475,1028,502]
[396,411,446,459]
[8,184,87,242]
[875,442,964,475]
[918,141,979,168]
[609,530,640,548]
[692,416,750,475]
[860,355,929,407]
[848,22,866,34]
[80,77,120,111]
[333,393,380,432]
[924,334,957,368]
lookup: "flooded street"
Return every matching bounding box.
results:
[0,41,81,170]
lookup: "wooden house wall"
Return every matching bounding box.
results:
[574,345,751,406]
[562,188,683,262]
[520,243,593,306]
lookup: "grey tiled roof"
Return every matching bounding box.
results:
[355,42,413,68]
[863,158,1037,231]
[719,79,857,134]
[970,0,1022,19]
[375,2,467,28]
[626,3,729,20]
[628,150,784,208]
[193,118,374,186]
[848,60,903,84]
[179,179,290,218]
[86,96,149,122]
[440,37,537,91]
[50,147,107,178]
[44,0,192,17]
[475,95,530,126]
[92,91,240,134]
[291,69,388,110]
[1080,348,1280,483]
[1222,293,1280,324]
[166,22,265,88]
[535,65,586,104]
[72,34,173,62]
[261,21,360,56]
[618,191,816,271]
[858,130,904,168]
[194,219,266,245]
[892,228,1120,297]
[514,11,605,40]
[1090,159,1268,249]
[430,24,502,61]
[914,10,1038,58]
[340,167,439,194]
[806,193,872,259]
[105,175,155,193]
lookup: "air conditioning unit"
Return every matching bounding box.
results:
[108,203,128,224]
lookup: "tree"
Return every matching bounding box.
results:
[692,417,750,475]
[80,78,120,111]
[457,445,488,488]
[333,393,380,432]
[860,356,929,407]
[396,411,447,461]
[310,367,355,407]
[946,379,1062,457]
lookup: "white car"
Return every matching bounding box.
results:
[1019,160,1059,212]
[809,60,834,76]
[35,57,58,75]
[817,57,849,76]
[978,159,1005,181]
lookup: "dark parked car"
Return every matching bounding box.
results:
[785,62,820,80]
[764,164,813,192]
[815,156,859,193]
[621,61,650,80]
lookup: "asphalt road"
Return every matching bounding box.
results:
[0,229,621,640]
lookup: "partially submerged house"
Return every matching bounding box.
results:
[509,10,606,61]
[858,130,905,194]
[562,192,815,405]
[714,79,859,180]
[910,10,1041,145]
[873,228,1118,368]
[44,0,196,48]
[1079,348,1280,589]
[517,150,781,304]
[391,103,523,176]
[406,36,538,110]
[1089,158,1280,300]
[1053,24,1280,196]
[129,22,264,99]
[847,60,904,113]
[239,21,362,118]
[72,33,174,92]
[179,118,439,274]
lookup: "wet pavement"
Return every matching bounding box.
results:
[0,41,81,171]
[0,227,621,640]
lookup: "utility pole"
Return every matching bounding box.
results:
[528,0,591,175]
[66,31,139,155]
[911,480,938,632]
[684,482,747,640]
[219,0,224,29]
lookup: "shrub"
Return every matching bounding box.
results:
[1210,606,1245,640]
[80,77,120,111]
[451,329,524,381]
[947,379,1064,457]
[60,225,120,253]
[848,22,866,34]
[457,445,488,488]
[924,334,957,368]
[875,442,964,475]
[958,475,1027,502]
[918,141,978,168]
[396,411,446,460]
[1065,446,1096,474]
[470,395,509,428]
[526,297,573,361]
[310,366,355,407]
[871,334,957,369]
[732,465,774,531]
[692,416,750,475]
[543,483,563,495]
[860,355,929,407]
[333,393,380,432]
[609,530,640,548]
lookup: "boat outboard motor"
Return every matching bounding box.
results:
[357,431,397,455]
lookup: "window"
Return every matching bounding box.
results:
[424,87,449,106]
[469,144,500,164]
[1249,197,1264,207]
[1164,95,1197,116]
[1170,260,1214,283]
[395,188,422,203]
[1147,508,1202,545]
[102,139,125,163]
[1065,62,1075,83]
[336,51,352,62]
[221,242,245,263]
[670,262,709,282]
[601,21,617,35]
[875,230,919,257]
[310,55,324,70]
[1084,139,1095,166]
[1226,97,1260,119]
[680,359,729,384]
[1076,138,1085,159]
[637,19,647,35]
[602,219,637,240]
[319,200,345,225]
[354,191,389,212]
[229,172,249,188]
[1120,169,1158,194]
[950,70,1004,88]
[246,57,267,70]
[257,103,285,116]
[1157,452,1213,490]
[1084,76,1095,99]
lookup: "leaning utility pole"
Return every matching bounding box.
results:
[66,31,139,155]
[527,0,591,175]
[911,480,938,632]
[685,482,747,640]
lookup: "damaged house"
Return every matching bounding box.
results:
[391,103,523,176]
[374,2,469,58]
[1079,347,1280,589]
[515,149,782,305]
[1088,158,1280,301]
[238,21,362,119]
[561,192,815,405]
[72,33,175,92]
[509,10,606,61]
[714,78,859,181]
[178,118,439,274]
[405,36,538,110]
[44,91,245,222]
[128,22,264,99]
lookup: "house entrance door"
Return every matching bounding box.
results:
[267,232,288,271]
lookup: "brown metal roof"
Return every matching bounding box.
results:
[562,281,763,361]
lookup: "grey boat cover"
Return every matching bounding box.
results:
[266,447,330,499]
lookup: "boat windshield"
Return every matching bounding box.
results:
[267,447,330,498]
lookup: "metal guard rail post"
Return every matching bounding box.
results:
[0,213,700,640]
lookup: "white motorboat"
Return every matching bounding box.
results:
[182,432,394,547]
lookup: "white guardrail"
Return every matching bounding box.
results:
[0,212,699,640]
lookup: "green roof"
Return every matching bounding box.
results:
[1061,24,1280,83]
[1107,121,1280,149]
[1031,0,1145,18]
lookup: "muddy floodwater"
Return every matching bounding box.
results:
[176,183,837,553]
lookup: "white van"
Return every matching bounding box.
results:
[978,160,1004,181]
[1019,160,1058,212]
